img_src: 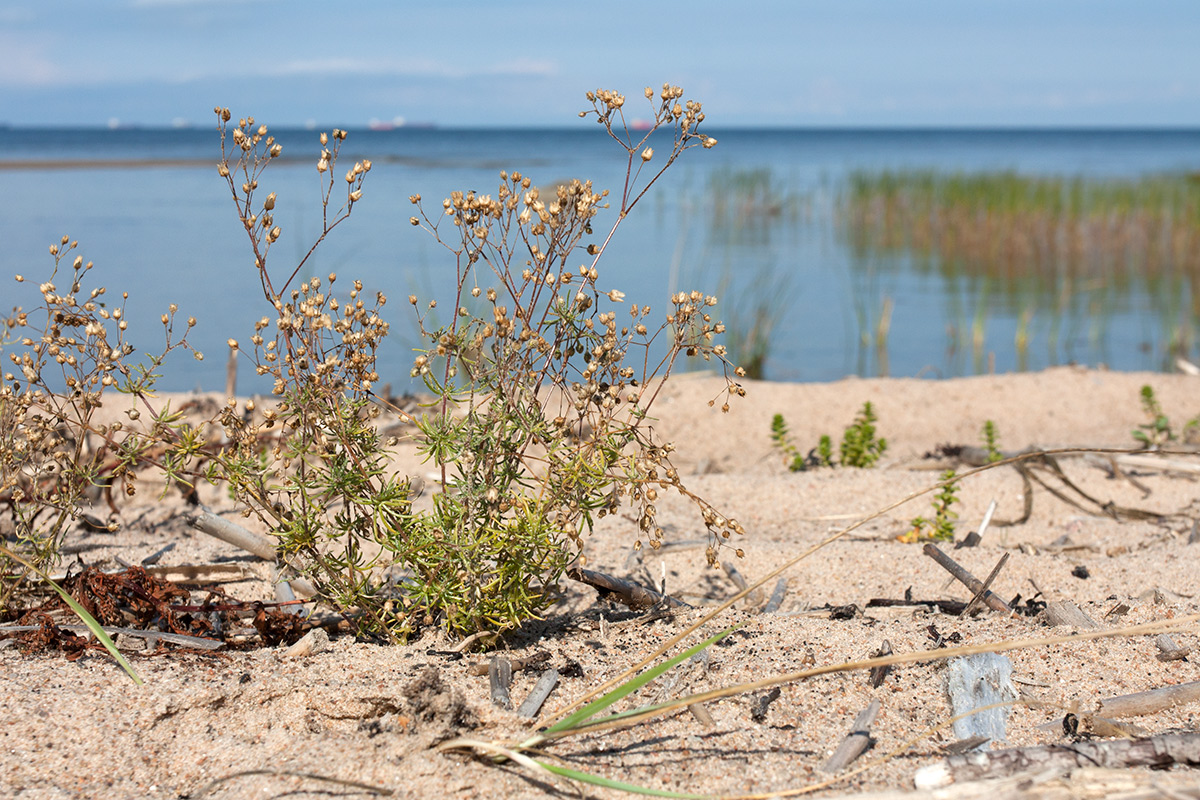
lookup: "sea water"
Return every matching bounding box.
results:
[2,127,1198,391]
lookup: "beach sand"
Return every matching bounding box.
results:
[2,366,1198,798]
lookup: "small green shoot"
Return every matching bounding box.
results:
[816,434,835,467]
[982,420,1002,463]
[903,469,959,543]
[770,413,805,471]
[840,401,887,468]
[1133,384,1173,448]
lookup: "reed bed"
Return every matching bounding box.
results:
[839,170,1200,288]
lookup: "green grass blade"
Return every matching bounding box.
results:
[0,545,143,685]
[542,625,737,735]
[534,758,711,799]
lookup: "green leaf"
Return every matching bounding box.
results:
[533,759,711,799]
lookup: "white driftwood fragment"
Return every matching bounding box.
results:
[187,511,276,560]
[280,627,328,659]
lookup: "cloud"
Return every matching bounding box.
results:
[0,35,77,87]
[263,56,557,81]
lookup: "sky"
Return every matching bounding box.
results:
[1,0,1198,129]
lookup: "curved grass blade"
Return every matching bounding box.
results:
[538,624,737,738]
[0,545,143,685]
[534,758,710,799]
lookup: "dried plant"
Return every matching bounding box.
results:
[403,84,745,631]
[0,238,200,612]
[202,88,743,640]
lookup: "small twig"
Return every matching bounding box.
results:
[1098,679,1200,718]
[821,699,881,773]
[960,552,1010,617]
[517,669,560,718]
[0,623,223,650]
[923,544,1012,615]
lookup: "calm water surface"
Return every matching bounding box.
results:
[3,127,1199,390]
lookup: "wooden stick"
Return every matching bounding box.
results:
[567,566,690,610]
[960,552,1010,617]
[1098,679,1200,718]
[915,731,1200,789]
[517,669,559,718]
[820,699,881,773]
[922,544,1012,615]
[187,510,276,560]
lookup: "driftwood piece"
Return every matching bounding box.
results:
[762,578,789,614]
[1098,679,1200,718]
[922,544,1012,615]
[567,566,690,610]
[1041,600,1101,630]
[488,657,513,710]
[821,699,881,773]
[914,731,1200,789]
[187,510,276,560]
[1155,633,1191,661]
[516,669,559,718]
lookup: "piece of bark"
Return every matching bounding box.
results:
[516,669,559,718]
[820,699,881,773]
[187,511,276,560]
[488,657,513,710]
[914,731,1200,789]
[1041,600,1101,630]
[1155,633,1191,662]
[869,640,893,688]
[922,544,1012,615]
[567,566,690,610]
[762,578,789,613]
[1097,679,1200,718]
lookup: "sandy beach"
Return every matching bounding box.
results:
[2,366,1199,799]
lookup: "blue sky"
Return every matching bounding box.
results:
[2,0,1198,128]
